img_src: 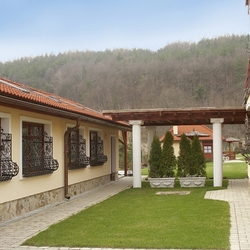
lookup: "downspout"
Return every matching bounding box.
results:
[122,131,128,176]
[64,117,81,199]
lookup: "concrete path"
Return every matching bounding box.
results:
[0,177,249,250]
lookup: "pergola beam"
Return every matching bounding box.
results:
[103,107,249,126]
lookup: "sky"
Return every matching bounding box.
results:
[0,0,249,63]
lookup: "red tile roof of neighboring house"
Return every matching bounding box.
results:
[160,125,213,142]
[0,77,130,128]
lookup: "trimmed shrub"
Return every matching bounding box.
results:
[148,135,162,177]
[177,134,192,177]
[160,131,176,177]
[191,135,206,176]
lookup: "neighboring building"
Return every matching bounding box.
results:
[160,125,213,161]
[0,77,130,223]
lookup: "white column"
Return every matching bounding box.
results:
[146,126,156,162]
[210,118,224,187]
[129,120,144,188]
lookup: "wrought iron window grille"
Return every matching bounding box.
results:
[68,131,90,169]
[90,133,107,166]
[241,114,250,162]
[0,127,19,182]
[22,126,59,177]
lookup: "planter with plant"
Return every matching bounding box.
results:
[148,132,176,188]
[177,134,206,187]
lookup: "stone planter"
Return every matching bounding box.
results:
[179,176,206,187]
[148,177,175,188]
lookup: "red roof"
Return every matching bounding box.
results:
[160,125,213,142]
[0,77,129,128]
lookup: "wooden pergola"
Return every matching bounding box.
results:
[103,106,249,187]
[103,106,249,126]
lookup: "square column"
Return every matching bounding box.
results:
[129,120,144,188]
[210,118,224,187]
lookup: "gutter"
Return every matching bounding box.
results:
[64,118,81,199]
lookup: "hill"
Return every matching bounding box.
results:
[0,35,249,139]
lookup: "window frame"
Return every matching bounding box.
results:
[89,129,107,166]
[20,116,58,178]
[204,145,212,154]
[67,125,90,169]
[0,113,19,181]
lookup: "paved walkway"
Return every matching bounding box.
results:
[0,177,133,250]
[0,177,249,250]
[205,179,250,250]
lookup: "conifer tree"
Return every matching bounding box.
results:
[160,131,176,177]
[191,135,206,176]
[148,135,162,177]
[177,134,192,177]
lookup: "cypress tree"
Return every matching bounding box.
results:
[177,134,192,177]
[160,131,176,177]
[191,135,206,176]
[148,135,162,177]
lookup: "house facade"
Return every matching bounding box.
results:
[160,125,214,161]
[0,77,130,223]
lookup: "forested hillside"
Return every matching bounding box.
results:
[0,35,249,113]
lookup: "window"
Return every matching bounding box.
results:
[0,118,19,182]
[68,129,89,169]
[204,145,212,153]
[22,122,58,177]
[90,131,107,166]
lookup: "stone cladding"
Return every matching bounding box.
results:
[0,174,110,223]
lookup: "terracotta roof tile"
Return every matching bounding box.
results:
[0,77,126,126]
[160,125,213,142]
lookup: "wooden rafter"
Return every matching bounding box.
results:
[103,107,249,126]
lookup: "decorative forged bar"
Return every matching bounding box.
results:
[22,131,59,177]
[0,127,19,181]
[44,132,59,171]
[90,135,107,166]
[68,131,90,169]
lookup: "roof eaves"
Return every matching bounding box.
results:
[0,94,131,131]
[0,77,131,131]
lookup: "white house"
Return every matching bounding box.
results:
[0,77,130,223]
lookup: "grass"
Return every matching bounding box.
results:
[142,158,248,179]
[23,181,230,249]
[206,161,248,179]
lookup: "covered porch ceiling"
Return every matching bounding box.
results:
[103,106,249,126]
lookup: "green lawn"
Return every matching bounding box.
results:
[23,182,230,249]
[206,160,248,179]
[142,159,248,179]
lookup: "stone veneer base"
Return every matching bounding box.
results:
[0,174,111,224]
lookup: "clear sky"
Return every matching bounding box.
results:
[0,0,249,63]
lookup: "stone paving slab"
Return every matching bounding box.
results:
[0,177,133,250]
